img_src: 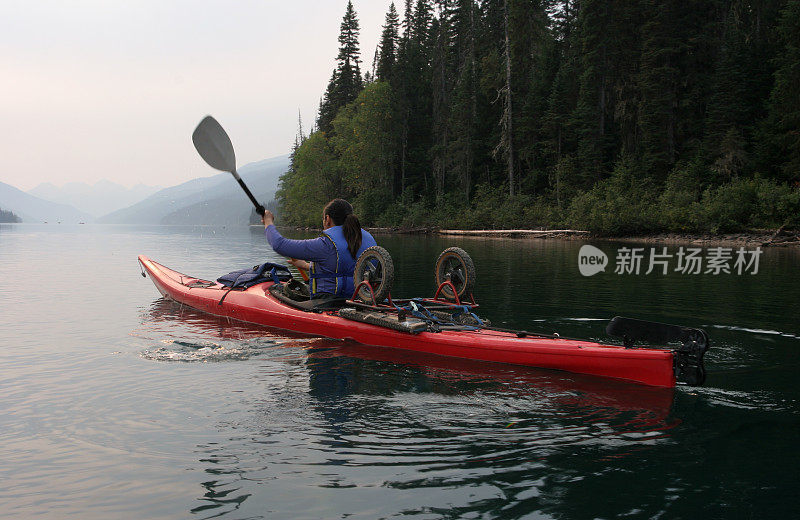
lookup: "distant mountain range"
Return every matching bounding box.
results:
[0,154,289,225]
[0,181,93,223]
[98,154,289,225]
[28,180,162,218]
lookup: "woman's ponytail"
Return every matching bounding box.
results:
[323,198,362,259]
[342,213,362,259]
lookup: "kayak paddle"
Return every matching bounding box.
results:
[192,115,309,280]
[291,259,310,282]
[192,115,265,216]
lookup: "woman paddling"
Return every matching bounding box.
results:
[262,199,377,299]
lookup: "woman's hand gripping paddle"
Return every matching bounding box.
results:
[289,259,310,281]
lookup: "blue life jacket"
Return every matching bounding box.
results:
[309,225,377,298]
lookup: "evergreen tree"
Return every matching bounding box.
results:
[395,0,435,197]
[637,0,684,179]
[402,0,415,35]
[377,3,401,81]
[294,109,306,150]
[448,0,480,200]
[705,14,752,179]
[431,0,456,200]
[570,0,640,184]
[707,0,784,179]
[279,0,798,234]
[317,70,339,135]
[498,0,516,195]
[508,0,554,195]
[761,0,800,181]
[541,0,580,200]
[474,0,508,189]
[412,0,434,41]
[317,1,364,134]
[0,208,21,223]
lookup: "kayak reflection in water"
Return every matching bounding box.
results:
[261,198,378,300]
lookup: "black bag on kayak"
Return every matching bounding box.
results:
[217,262,292,289]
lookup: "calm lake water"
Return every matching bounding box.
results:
[1,223,798,519]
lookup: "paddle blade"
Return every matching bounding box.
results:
[192,115,236,173]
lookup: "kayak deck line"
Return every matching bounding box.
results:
[138,255,708,388]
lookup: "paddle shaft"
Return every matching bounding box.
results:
[289,258,310,281]
[192,116,265,216]
[231,171,265,216]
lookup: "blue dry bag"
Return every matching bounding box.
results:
[217,262,292,289]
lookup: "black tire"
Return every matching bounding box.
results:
[353,246,394,303]
[435,247,476,301]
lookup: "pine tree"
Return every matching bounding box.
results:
[508,0,554,195]
[707,0,784,179]
[760,0,800,181]
[497,0,516,195]
[402,0,415,35]
[317,70,339,135]
[569,0,639,184]
[472,0,506,189]
[377,3,401,81]
[431,0,455,200]
[394,0,434,197]
[541,1,579,167]
[448,0,479,200]
[637,0,684,179]
[281,0,794,230]
[317,1,364,134]
[295,109,306,150]
[0,208,21,223]
[337,0,363,81]
[412,0,434,42]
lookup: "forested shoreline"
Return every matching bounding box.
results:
[0,208,22,223]
[277,0,799,235]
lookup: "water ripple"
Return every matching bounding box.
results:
[141,338,282,362]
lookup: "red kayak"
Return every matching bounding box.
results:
[138,255,708,388]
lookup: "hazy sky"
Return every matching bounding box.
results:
[1,0,398,191]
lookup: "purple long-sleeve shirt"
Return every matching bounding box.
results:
[265,225,339,293]
[265,225,335,263]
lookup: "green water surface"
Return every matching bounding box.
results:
[0,224,797,519]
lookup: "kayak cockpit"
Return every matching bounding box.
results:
[267,283,348,312]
